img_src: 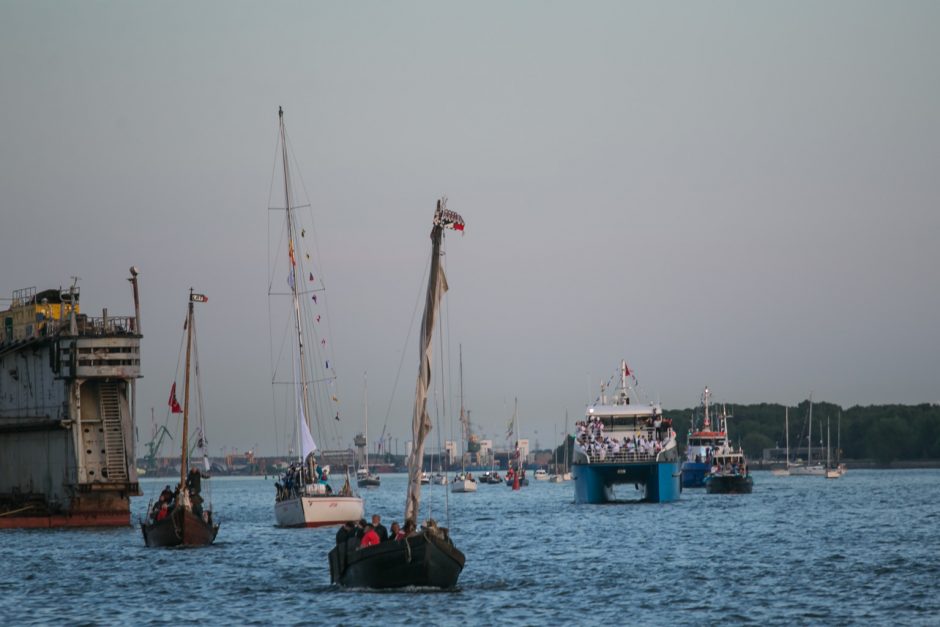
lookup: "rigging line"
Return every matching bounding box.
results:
[267,190,280,457]
[378,249,433,447]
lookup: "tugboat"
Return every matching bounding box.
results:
[681,387,728,488]
[703,410,753,494]
[572,361,680,504]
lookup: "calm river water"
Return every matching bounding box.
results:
[1,470,938,625]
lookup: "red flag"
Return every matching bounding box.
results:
[624,364,631,377]
[168,383,182,414]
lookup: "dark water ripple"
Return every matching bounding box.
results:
[1,470,939,625]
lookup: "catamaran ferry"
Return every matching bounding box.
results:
[571,361,680,504]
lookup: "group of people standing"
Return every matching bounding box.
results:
[335,514,418,549]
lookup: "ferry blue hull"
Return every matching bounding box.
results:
[681,461,709,488]
[572,461,681,504]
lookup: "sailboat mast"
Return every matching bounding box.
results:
[180,293,194,488]
[807,394,813,467]
[405,199,463,523]
[784,406,790,469]
[459,344,466,473]
[364,372,369,470]
[279,107,314,464]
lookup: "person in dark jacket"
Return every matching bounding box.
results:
[372,514,389,542]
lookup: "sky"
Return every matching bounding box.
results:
[1,1,938,457]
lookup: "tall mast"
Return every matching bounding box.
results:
[807,393,813,466]
[404,199,464,523]
[180,291,195,488]
[364,372,369,470]
[279,107,314,464]
[784,406,790,469]
[459,344,466,473]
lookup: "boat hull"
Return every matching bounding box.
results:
[505,477,529,487]
[573,460,681,504]
[704,474,753,494]
[140,508,219,547]
[680,461,709,488]
[451,479,477,493]
[328,530,465,589]
[274,495,364,528]
[789,465,826,476]
[357,478,381,488]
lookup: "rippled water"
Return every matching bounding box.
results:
[1,470,938,625]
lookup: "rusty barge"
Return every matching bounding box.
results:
[0,269,142,528]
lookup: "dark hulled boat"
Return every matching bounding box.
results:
[329,526,465,589]
[329,199,466,589]
[141,502,219,547]
[704,473,753,494]
[140,290,219,547]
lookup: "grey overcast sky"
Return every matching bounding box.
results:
[2,1,938,456]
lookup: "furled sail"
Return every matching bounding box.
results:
[404,199,463,523]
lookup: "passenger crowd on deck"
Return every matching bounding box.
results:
[574,415,676,459]
[334,514,424,550]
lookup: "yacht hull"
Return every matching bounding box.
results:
[705,475,753,494]
[274,495,364,528]
[680,461,709,488]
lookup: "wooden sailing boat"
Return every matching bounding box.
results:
[270,107,364,527]
[140,290,219,547]
[452,345,477,493]
[505,399,528,488]
[329,199,467,589]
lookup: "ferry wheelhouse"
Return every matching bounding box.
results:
[681,387,728,488]
[571,361,680,504]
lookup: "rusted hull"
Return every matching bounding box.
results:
[0,511,130,529]
[140,508,219,547]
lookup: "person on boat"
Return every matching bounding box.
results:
[355,518,368,540]
[390,521,402,541]
[336,521,356,545]
[359,523,380,548]
[372,514,388,542]
[403,519,418,537]
[155,502,169,521]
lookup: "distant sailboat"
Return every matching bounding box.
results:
[452,346,477,493]
[357,373,380,488]
[771,407,791,476]
[789,394,826,476]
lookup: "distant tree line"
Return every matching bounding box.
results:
[663,401,940,463]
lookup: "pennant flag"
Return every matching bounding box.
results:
[321,338,326,346]
[315,314,321,323]
[335,413,341,421]
[287,268,295,290]
[331,394,338,402]
[305,253,310,260]
[309,273,314,282]
[301,229,306,237]
[288,239,296,266]
[624,363,631,377]
[190,293,208,303]
[325,360,330,369]
[168,383,182,414]
[312,294,317,303]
